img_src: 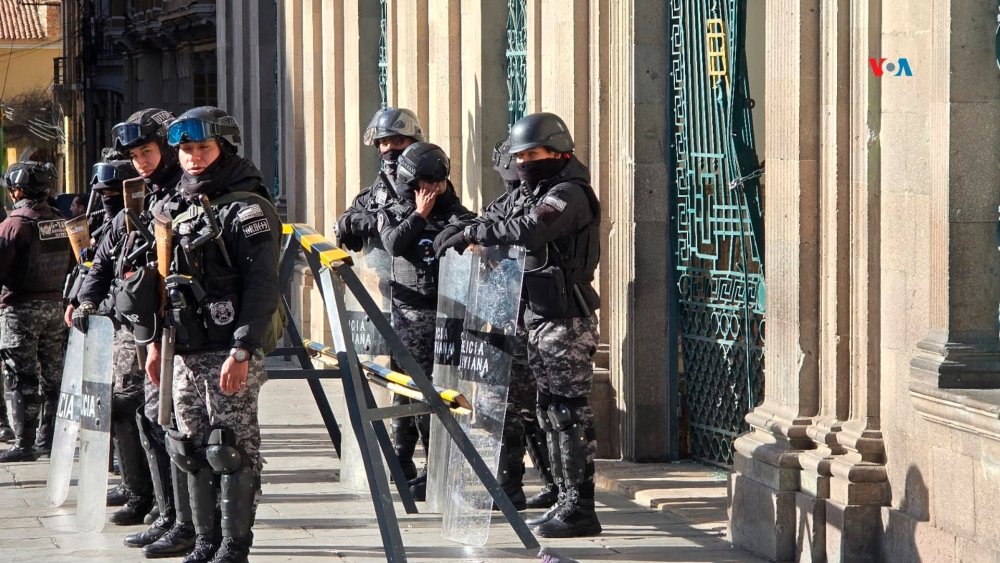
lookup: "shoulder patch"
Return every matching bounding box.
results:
[237,203,264,222]
[541,194,568,212]
[38,219,68,240]
[242,218,270,238]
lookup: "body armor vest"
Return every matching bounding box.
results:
[5,206,69,298]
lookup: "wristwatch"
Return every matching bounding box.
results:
[229,347,251,362]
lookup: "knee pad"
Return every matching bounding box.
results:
[546,396,588,432]
[165,430,205,475]
[206,427,245,475]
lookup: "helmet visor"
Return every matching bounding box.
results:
[167,118,220,146]
[91,163,125,185]
[362,109,386,146]
[112,122,147,149]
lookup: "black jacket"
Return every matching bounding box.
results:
[378,182,475,309]
[171,155,281,354]
[336,170,398,251]
[0,198,72,304]
[469,156,600,318]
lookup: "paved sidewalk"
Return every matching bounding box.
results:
[0,373,762,562]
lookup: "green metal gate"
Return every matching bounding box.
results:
[670,0,765,466]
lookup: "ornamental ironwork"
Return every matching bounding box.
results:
[379,0,389,109]
[670,0,765,466]
[506,0,527,130]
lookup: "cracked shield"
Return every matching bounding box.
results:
[75,316,115,532]
[45,326,86,507]
[426,249,475,512]
[340,243,393,491]
[441,245,525,546]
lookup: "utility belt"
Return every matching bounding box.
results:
[523,263,598,319]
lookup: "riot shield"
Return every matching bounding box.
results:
[45,326,86,507]
[425,249,474,512]
[75,316,115,532]
[339,243,393,490]
[441,245,525,545]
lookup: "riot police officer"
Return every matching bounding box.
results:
[437,112,602,538]
[336,107,424,253]
[379,142,475,496]
[72,108,197,556]
[0,161,72,463]
[144,106,281,563]
[435,139,560,511]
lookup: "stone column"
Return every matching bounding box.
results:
[426,0,462,182]
[278,0,305,214]
[342,1,382,203]
[393,0,429,134]
[320,3,347,232]
[602,0,671,463]
[300,0,325,232]
[459,0,507,210]
[909,0,1000,389]
[729,2,822,561]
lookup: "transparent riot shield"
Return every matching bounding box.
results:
[75,316,115,532]
[425,250,474,512]
[339,243,393,490]
[441,245,525,545]
[45,326,86,507]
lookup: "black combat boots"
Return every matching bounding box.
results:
[534,486,602,538]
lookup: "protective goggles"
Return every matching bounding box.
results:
[167,118,222,146]
[91,162,130,185]
[112,122,153,149]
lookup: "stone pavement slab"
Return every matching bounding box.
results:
[0,371,762,563]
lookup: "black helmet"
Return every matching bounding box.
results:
[396,142,450,187]
[4,161,56,197]
[167,106,242,150]
[363,107,424,146]
[112,108,175,152]
[90,159,139,192]
[508,112,574,154]
[491,138,519,182]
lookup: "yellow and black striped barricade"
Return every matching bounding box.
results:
[269,223,539,562]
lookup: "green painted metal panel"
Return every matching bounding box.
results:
[670,0,765,466]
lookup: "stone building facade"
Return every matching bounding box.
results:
[215,1,1000,560]
[729,1,1000,561]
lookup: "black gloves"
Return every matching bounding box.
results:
[336,212,380,252]
[433,224,463,255]
[72,301,97,333]
[435,230,470,258]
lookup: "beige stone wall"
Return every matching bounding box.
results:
[881,0,1000,560]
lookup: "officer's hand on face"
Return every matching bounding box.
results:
[220,355,250,396]
[414,181,442,218]
[145,342,161,386]
[71,301,97,333]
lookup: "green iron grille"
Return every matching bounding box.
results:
[506,0,527,130]
[379,0,389,109]
[671,0,765,467]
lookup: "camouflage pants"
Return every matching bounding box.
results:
[526,311,599,461]
[113,327,145,403]
[391,305,435,452]
[0,300,67,425]
[173,350,267,475]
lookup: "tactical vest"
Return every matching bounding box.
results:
[522,179,601,318]
[169,191,285,354]
[5,207,69,298]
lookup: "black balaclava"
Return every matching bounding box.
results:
[516,157,567,190]
[380,148,404,177]
[146,142,180,190]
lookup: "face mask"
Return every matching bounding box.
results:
[101,193,124,217]
[380,149,404,175]
[516,157,565,188]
